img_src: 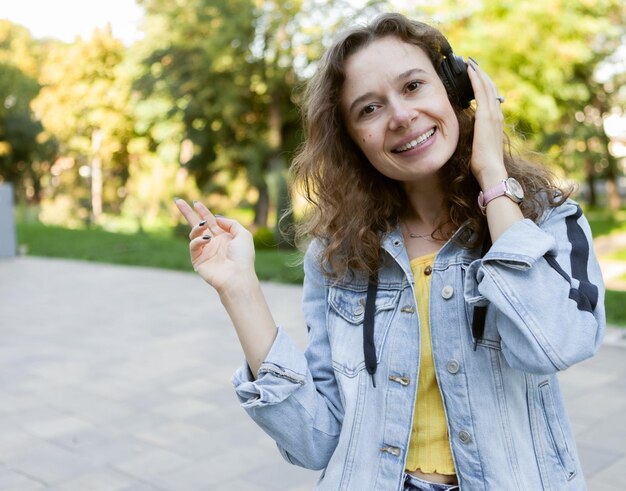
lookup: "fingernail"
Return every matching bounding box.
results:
[173,197,180,202]
[192,200,198,205]
[198,220,207,227]
[202,235,211,240]
[214,214,223,218]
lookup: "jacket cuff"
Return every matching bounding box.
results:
[232,326,307,408]
[464,219,556,306]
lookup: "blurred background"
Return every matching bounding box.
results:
[1,0,625,322]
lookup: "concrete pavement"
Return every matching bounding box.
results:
[0,257,624,490]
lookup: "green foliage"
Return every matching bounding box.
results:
[0,22,52,198]
[253,226,278,249]
[2,1,625,234]
[135,0,353,231]
[32,26,135,224]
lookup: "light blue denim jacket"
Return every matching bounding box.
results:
[233,200,605,490]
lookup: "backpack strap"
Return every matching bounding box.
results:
[472,231,492,350]
[363,273,379,387]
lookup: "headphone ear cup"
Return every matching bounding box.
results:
[439,52,474,108]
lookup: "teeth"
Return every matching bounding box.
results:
[396,128,435,152]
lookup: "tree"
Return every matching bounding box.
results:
[137,0,352,241]
[0,21,51,202]
[33,27,134,225]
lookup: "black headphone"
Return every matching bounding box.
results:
[438,47,474,109]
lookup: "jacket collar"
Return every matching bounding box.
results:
[381,219,479,267]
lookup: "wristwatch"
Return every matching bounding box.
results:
[478,177,524,214]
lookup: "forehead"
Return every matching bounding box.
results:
[340,37,436,103]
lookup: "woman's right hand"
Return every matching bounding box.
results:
[174,199,256,293]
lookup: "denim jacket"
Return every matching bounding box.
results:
[233,200,605,490]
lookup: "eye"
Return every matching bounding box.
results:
[360,104,377,116]
[405,80,422,92]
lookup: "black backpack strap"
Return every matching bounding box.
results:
[472,231,492,351]
[363,273,378,387]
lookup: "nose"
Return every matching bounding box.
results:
[388,99,417,131]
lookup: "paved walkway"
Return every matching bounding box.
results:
[0,257,624,490]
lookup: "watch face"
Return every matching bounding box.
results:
[507,178,524,201]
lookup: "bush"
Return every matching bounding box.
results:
[253,226,278,249]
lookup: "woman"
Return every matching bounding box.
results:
[175,13,605,491]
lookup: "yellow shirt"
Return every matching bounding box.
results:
[405,253,455,475]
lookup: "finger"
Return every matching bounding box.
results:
[192,201,221,235]
[175,198,202,227]
[189,233,212,258]
[467,59,501,112]
[188,220,209,241]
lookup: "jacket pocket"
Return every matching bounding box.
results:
[327,284,400,377]
[538,381,577,481]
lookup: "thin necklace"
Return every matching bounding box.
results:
[403,223,442,243]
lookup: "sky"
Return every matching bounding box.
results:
[0,0,144,45]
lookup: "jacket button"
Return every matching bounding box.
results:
[441,285,454,299]
[389,375,410,386]
[459,430,471,443]
[446,360,460,374]
[424,265,432,276]
[400,305,416,313]
[354,305,364,316]
[380,445,401,457]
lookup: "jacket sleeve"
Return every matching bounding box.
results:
[464,200,605,374]
[231,239,343,470]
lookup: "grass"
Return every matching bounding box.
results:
[584,207,626,238]
[16,222,304,284]
[605,290,626,327]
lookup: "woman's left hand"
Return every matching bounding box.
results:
[466,58,508,189]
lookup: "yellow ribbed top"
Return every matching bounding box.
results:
[405,253,455,475]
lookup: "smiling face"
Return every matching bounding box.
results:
[341,36,460,185]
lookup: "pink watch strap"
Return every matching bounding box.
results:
[478,180,507,214]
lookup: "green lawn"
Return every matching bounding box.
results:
[16,222,304,284]
[605,290,626,327]
[584,207,626,238]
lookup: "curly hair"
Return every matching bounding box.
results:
[290,12,569,280]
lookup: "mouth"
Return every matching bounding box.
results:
[392,128,436,153]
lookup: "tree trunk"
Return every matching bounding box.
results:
[254,181,270,228]
[266,92,293,246]
[600,130,621,210]
[585,157,597,208]
[91,129,103,224]
[606,164,621,210]
[593,93,621,209]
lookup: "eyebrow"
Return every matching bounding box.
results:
[347,68,428,115]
